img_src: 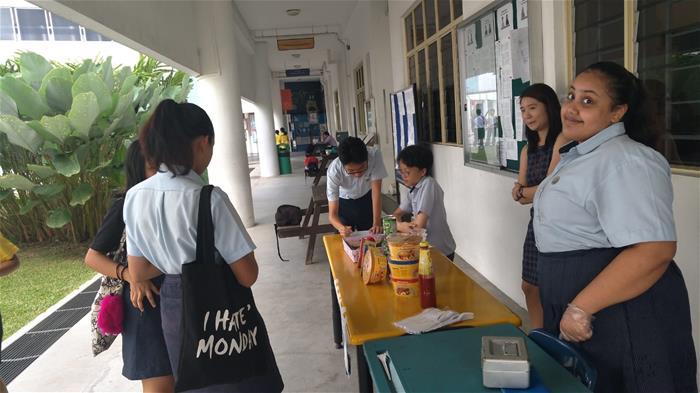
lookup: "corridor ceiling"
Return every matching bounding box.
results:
[235,0,358,73]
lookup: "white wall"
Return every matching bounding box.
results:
[342,1,397,190]
[237,44,256,101]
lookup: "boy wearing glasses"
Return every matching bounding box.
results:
[393,144,456,260]
[327,137,387,236]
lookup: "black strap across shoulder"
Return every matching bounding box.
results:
[195,185,215,264]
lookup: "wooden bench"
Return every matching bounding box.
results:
[275,186,337,264]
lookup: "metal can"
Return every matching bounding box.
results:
[382,215,397,235]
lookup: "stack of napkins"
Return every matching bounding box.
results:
[394,308,474,334]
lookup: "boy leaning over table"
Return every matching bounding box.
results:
[0,232,19,393]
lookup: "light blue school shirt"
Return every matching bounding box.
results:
[533,122,676,253]
[124,167,255,274]
[326,146,388,201]
[399,176,456,256]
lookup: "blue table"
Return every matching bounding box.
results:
[363,324,589,392]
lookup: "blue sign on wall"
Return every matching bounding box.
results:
[285,68,310,77]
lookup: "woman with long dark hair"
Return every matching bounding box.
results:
[534,62,696,392]
[511,83,566,329]
[85,141,172,392]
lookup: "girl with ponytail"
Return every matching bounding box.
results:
[124,100,283,392]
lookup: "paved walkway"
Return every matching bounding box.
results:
[9,154,356,392]
[8,153,525,392]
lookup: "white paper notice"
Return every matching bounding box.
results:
[498,98,513,139]
[511,28,530,83]
[498,35,513,99]
[497,3,514,33]
[505,138,518,161]
[514,96,524,140]
[481,14,495,43]
[403,91,415,143]
[517,0,528,28]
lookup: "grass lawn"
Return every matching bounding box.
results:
[0,242,96,338]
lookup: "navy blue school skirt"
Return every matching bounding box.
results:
[338,190,373,231]
[538,248,697,393]
[159,274,283,393]
[121,275,172,380]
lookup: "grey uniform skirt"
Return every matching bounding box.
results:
[160,274,283,393]
[538,248,697,393]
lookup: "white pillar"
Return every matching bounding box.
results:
[271,78,284,130]
[254,42,279,177]
[193,1,255,227]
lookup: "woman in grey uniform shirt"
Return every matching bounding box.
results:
[534,62,696,392]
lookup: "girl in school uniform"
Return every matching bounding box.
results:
[511,83,567,329]
[123,100,283,392]
[392,144,456,260]
[85,141,172,391]
[534,62,696,392]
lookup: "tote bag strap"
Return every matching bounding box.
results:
[195,185,216,264]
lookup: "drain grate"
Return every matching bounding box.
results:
[0,277,100,384]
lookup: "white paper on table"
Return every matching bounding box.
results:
[497,3,514,33]
[511,27,530,83]
[514,96,524,140]
[505,138,519,161]
[517,0,528,28]
[394,308,475,334]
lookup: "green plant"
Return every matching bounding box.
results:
[0,52,192,242]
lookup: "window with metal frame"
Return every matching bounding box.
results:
[404,0,463,145]
[636,0,700,168]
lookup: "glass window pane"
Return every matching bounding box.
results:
[637,0,700,167]
[441,33,456,143]
[405,15,414,51]
[16,9,48,41]
[671,1,700,31]
[51,13,80,41]
[1,8,14,40]
[417,49,429,141]
[574,0,624,73]
[453,0,462,19]
[415,4,424,45]
[85,29,108,41]
[437,0,450,30]
[428,42,441,142]
[425,0,436,38]
[574,0,598,29]
[599,18,624,50]
[638,36,666,70]
[408,55,416,86]
[638,2,667,39]
[672,29,700,68]
[599,0,623,21]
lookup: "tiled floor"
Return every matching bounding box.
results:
[8,153,526,392]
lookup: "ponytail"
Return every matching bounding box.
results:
[139,99,214,175]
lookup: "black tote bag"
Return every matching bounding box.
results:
[175,185,279,392]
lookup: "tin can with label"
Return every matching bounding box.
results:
[382,215,397,235]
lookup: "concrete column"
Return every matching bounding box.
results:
[271,78,284,130]
[254,42,279,177]
[193,1,255,227]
